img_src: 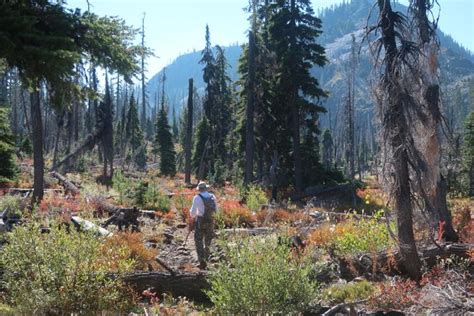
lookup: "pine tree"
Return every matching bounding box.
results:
[463,111,474,196]
[172,107,179,140]
[125,94,146,169]
[192,117,210,179]
[155,106,176,176]
[301,129,323,187]
[0,107,17,184]
[321,129,333,170]
[268,0,327,192]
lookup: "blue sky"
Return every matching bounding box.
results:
[67,0,474,79]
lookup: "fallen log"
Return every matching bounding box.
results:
[49,172,80,196]
[51,129,103,172]
[334,243,473,280]
[122,271,210,303]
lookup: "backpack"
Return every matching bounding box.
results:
[198,193,217,223]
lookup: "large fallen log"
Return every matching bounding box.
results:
[122,271,210,303]
[51,129,103,172]
[49,171,80,196]
[334,243,473,280]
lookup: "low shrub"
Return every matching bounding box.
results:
[368,278,419,311]
[133,181,171,212]
[206,236,317,314]
[174,193,193,222]
[308,210,394,256]
[333,210,394,255]
[0,222,136,314]
[216,199,255,228]
[113,170,132,205]
[322,280,375,304]
[104,232,159,271]
[244,184,268,212]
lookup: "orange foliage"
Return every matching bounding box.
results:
[307,221,356,247]
[450,200,473,243]
[104,232,160,271]
[220,199,255,227]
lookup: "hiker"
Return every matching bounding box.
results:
[189,181,217,269]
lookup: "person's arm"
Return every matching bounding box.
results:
[189,195,199,218]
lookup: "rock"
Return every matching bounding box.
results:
[309,211,324,220]
[176,223,187,229]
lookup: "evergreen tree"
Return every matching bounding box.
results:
[0,107,17,184]
[125,94,145,158]
[321,129,333,170]
[236,0,279,184]
[192,117,210,179]
[200,25,217,120]
[268,0,327,191]
[0,1,141,202]
[301,129,323,187]
[155,106,176,176]
[463,111,474,196]
[172,107,179,140]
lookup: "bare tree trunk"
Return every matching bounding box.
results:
[245,30,256,186]
[140,13,147,130]
[185,78,193,184]
[410,0,458,242]
[52,110,64,168]
[30,88,44,204]
[376,0,422,280]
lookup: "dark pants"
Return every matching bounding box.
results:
[194,217,214,264]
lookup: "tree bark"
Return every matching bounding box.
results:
[49,171,80,196]
[377,0,422,280]
[409,0,458,242]
[244,30,256,185]
[185,79,193,184]
[30,88,44,204]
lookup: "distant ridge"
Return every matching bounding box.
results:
[146,0,474,129]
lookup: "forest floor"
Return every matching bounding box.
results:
[1,158,473,315]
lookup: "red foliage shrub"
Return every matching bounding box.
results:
[219,199,255,227]
[369,278,420,310]
[38,193,81,218]
[256,208,311,226]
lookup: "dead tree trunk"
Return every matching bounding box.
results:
[51,129,103,172]
[185,78,193,184]
[49,171,80,196]
[375,0,422,280]
[244,30,256,186]
[409,0,458,242]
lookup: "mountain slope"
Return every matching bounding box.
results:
[146,0,474,130]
